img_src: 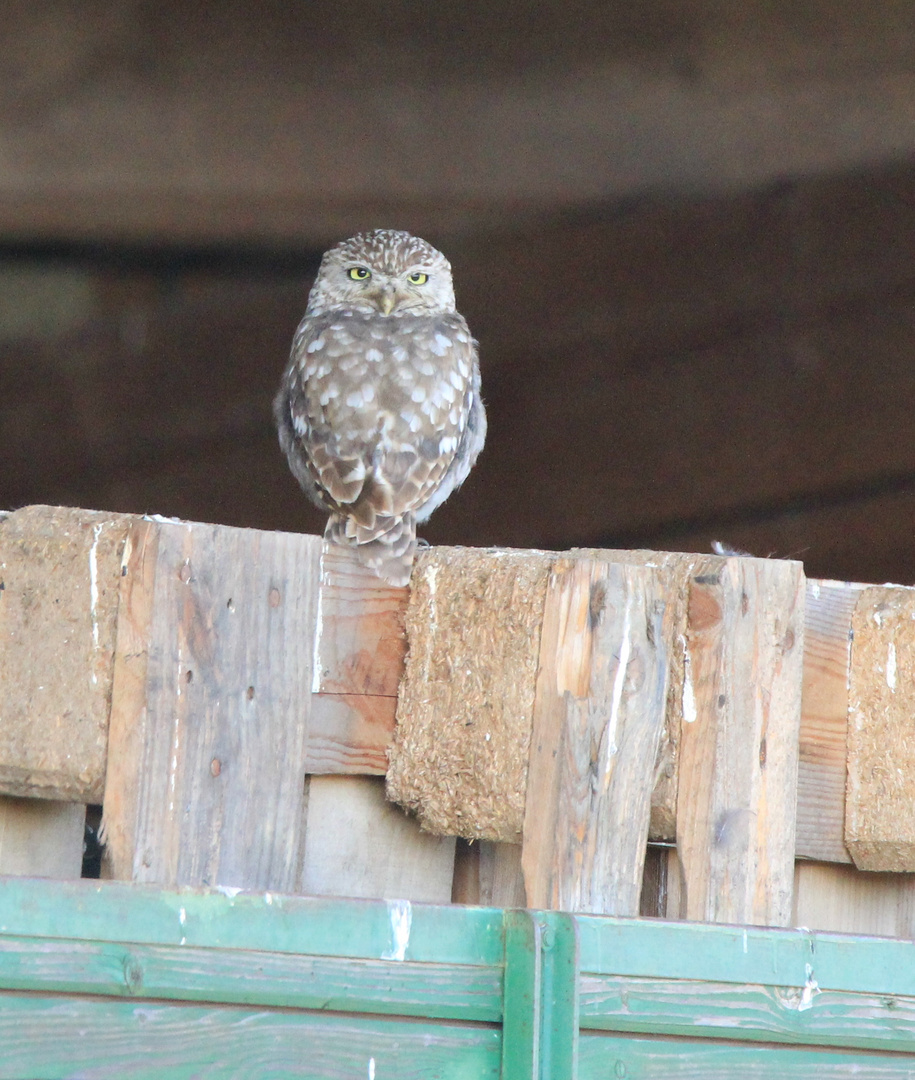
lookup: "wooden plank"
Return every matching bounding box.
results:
[675,556,805,926]
[0,998,501,1080]
[0,877,506,966]
[522,558,670,914]
[846,584,915,870]
[797,580,862,863]
[301,776,456,903]
[578,1034,915,1079]
[102,518,321,890]
[580,973,915,1053]
[305,542,407,774]
[0,505,132,801]
[0,935,502,1021]
[0,798,85,878]
[793,862,915,939]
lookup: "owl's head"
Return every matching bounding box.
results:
[306,230,457,317]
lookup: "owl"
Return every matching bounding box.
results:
[274,230,486,586]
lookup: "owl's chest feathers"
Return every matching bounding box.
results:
[297,310,474,447]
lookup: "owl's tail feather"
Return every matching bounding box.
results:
[325,513,417,587]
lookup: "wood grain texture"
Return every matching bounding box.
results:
[387,547,552,842]
[0,505,132,800]
[675,556,804,926]
[0,934,502,1020]
[522,558,670,914]
[302,775,456,903]
[103,518,321,890]
[846,585,915,870]
[305,541,407,774]
[797,580,862,863]
[0,997,501,1080]
[793,861,915,938]
[578,1033,915,1079]
[580,973,915,1052]
[0,797,85,878]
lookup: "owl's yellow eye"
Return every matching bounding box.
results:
[348,266,371,281]
[407,271,428,285]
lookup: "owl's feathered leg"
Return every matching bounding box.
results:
[324,513,417,587]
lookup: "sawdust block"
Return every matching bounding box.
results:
[0,505,133,800]
[386,547,552,842]
[847,584,915,871]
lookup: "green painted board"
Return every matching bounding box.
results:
[0,877,915,1078]
[578,1033,915,1078]
[0,934,502,1020]
[0,878,504,966]
[577,915,915,998]
[580,973,915,1053]
[0,995,501,1080]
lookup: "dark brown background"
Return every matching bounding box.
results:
[4,2,915,584]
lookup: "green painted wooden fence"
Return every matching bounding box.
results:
[0,877,913,1077]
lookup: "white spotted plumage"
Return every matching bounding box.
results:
[274,229,486,586]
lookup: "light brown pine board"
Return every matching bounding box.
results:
[302,775,456,902]
[797,580,862,863]
[675,556,804,926]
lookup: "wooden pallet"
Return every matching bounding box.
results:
[1,505,915,938]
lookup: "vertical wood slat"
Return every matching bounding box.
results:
[675,556,804,927]
[522,558,670,915]
[796,579,862,863]
[103,519,321,891]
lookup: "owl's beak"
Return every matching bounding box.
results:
[376,286,397,316]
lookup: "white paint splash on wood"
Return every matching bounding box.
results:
[681,635,697,724]
[381,898,412,961]
[887,641,897,691]
[602,594,632,785]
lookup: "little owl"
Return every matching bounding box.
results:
[274,229,486,586]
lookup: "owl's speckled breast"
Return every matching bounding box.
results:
[294,309,475,453]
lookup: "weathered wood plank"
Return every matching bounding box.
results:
[578,1033,915,1079]
[305,542,407,774]
[797,580,862,863]
[793,861,915,939]
[0,934,502,1020]
[0,998,501,1080]
[301,775,456,902]
[0,505,132,801]
[522,558,670,914]
[846,584,915,871]
[0,798,85,878]
[103,519,321,890]
[0,877,506,966]
[675,556,804,926]
[580,973,915,1053]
